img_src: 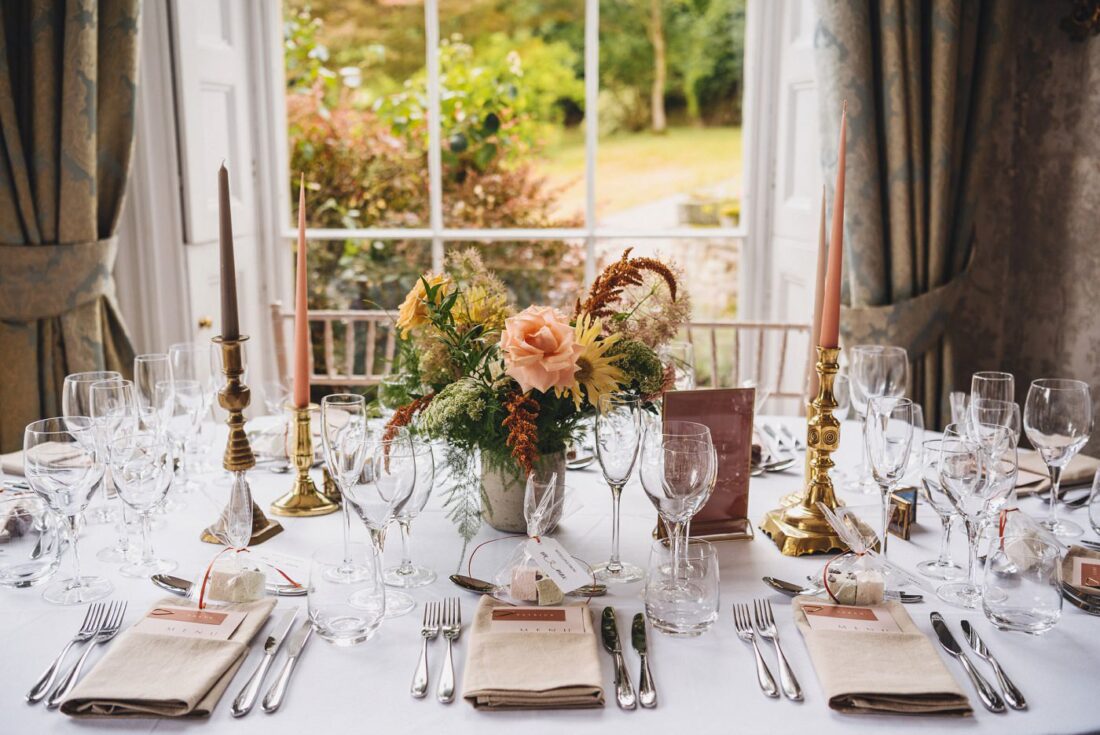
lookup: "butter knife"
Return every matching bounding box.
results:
[960,620,1026,710]
[261,619,313,713]
[152,573,307,598]
[631,613,657,708]
[232,608,299,717]
[600,607,637,710]
[929,612,1005,713]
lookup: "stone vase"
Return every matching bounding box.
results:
[480,450,566,533]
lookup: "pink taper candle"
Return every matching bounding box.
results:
[807,185,828,396]
[292,174,310,408]
[819,101,846,349]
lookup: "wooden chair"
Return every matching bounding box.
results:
[270,301,400,388]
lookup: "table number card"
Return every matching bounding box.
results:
[663,387,754,539]
[801,603,902,634]
[489,606,589,634]
[131,605,247,641]
[1072,557,1100,589]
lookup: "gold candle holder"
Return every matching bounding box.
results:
[201,335,284,545]
[759,345,847,555]
[270,402,340,517]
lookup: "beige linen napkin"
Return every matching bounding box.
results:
[1,449,21,476]
[792,596,972,716]
[60,597,277,718]
[461,597,604,710]
[1016,449,1099,495]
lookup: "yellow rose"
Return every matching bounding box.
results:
[396,274,451,332]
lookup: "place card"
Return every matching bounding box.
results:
[801,603,901,634]
[488,605,588,634]
[524,537,591,593]
[247,548,309,585]
[1072,556,1100,589]
[131,605,247,641]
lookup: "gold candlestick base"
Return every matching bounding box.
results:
[759,346,847,556]
[270,402,340,517]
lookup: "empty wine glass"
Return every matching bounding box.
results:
[971,371,1015,404]
[134,353,173,432]
[846,345,908,494]
[156,379,204,492]
[1024,378,1092,538]
[320,394,372,582]
[593,394,644,583]
[917,439,963,580]
[89,379,139,562]
[833,372,851,421]
[864,397,916,558]
[23,417,111,605]
[660,341,696,391]
[969,398,1021,451]
[168,342,217,470]
[384,438,437,589]
[936,437,986,608]
[109,431,177,577]
[62,370,122,523]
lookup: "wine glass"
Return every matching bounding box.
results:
[109,431,177,577]
[660,341,696,391]
[384,438,437,589]
[971,371,1015,404]
[62,370,122,523]
[833,372,851,421]
[1024,378,1093,538]
[593,394,644,583]
[968,398,1021,452]
[169,342,217,470]
[134,353,173,431]
[916,439,963,580]
[23,417,111,604]
[863,396,916,558]
[89,379,139,562]
[344,436,418,616]
[846,345,908,494]
[156,379,204,493]
[320,394,373,582]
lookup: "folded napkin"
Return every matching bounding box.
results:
[1016,450,1099,495]
[60,597,277,718]
[792,596,972,716]
[461,597,604,710]
[1063,545,1100,598]
[1,450,21,477]
[3,442,91,478]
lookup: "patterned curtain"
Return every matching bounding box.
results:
[814,0,1011,426]
[0,0,139,451]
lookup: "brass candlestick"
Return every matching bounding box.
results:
[270,402,340,517]
[759,346,847,555]
[201,335,284,545]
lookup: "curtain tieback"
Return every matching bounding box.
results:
[0,237,119,322]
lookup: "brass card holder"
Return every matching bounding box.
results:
[201,335,284,545]
[759,346,847,555]
[270,402,339,517]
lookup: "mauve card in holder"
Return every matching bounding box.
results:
[663,388,754,539]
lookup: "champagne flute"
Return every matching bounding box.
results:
[320,394,373,582]
[384,438,437,588]
[89,379,139,562]
[846,345,908,494]
[1024,378,1092,538]
[62,370,122,523]
[109,431,177,577]
[863,396,916,558]
[593,394,644,583]
[134,353,173,432]
[23,417,111,604]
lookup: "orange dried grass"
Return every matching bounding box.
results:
[575,247,679,319]
[502,389,540,475]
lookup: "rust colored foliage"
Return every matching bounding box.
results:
[384,394,436,444]
[576,247,680,319]
[502,390,540,476]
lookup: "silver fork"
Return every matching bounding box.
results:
[733,603,778,698]
[411,601,441,698]
[47,601,127,709]
[753,599,802,701]
[27,603,105,703]
[436,598,462,703]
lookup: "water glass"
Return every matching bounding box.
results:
[309,543,386,646]
[982,535,1062,634]
[644,538,719,636]
[0,491,63,588]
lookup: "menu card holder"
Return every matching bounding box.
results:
[662,388,754,540]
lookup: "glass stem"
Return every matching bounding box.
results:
[116,501,129,551]
[398,519,414,574]
[369,525,387,554]
[965,517,979,589]
[670,520,687,584]
[607,483,624,573]
[1047,464,1063,527]
[879,486,891,558]
[140,510,154,565]
[341,494,352,567]
[67,515,82,589]
[937,513,954,566]
[859,416,870,481]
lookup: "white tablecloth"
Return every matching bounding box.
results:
[2,417,1097,733]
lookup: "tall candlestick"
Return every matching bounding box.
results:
[218,163,240,341]
[807,185,828,397]
[293,175,310,409]
[819,101,847,349]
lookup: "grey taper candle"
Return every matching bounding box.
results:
[218,163,240,340]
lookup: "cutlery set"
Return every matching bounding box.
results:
[232,608,304,716]
[762,575,924,604]
[26,601,127,709]
[450,573,608,598]
[930,612,1026,713]
[410,598,462,703]
[732,600,802,701]
[600,607,657,709]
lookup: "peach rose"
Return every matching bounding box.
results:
[500,306,582,393]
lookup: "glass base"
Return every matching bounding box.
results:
[120,557,177,578]
[917,559,965,581]
[315,616,380,646]
[383,564,437,589]
[1039,517,1083,539]
[324,562,374,584]
[593,560,644,584]
[382,590,416,618]
[937,581,981,609]
[841,472,878,495]
[42,576,113,605]
[983,606,1060,634]
[85,506,114,525]
[96,545,130,564]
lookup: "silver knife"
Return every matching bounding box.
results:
[929,612,1005,713]
[261,619,314,713]
[600,607,636,710]
[779,424,804,451]
[152,573,307,598]
[231,608,299,717]
[960,620,1026,710]
[631,613,657,708]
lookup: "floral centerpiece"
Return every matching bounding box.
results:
[385,248,689,537]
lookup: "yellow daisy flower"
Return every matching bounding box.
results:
[559,314,626,410]
[454,284,509,334]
